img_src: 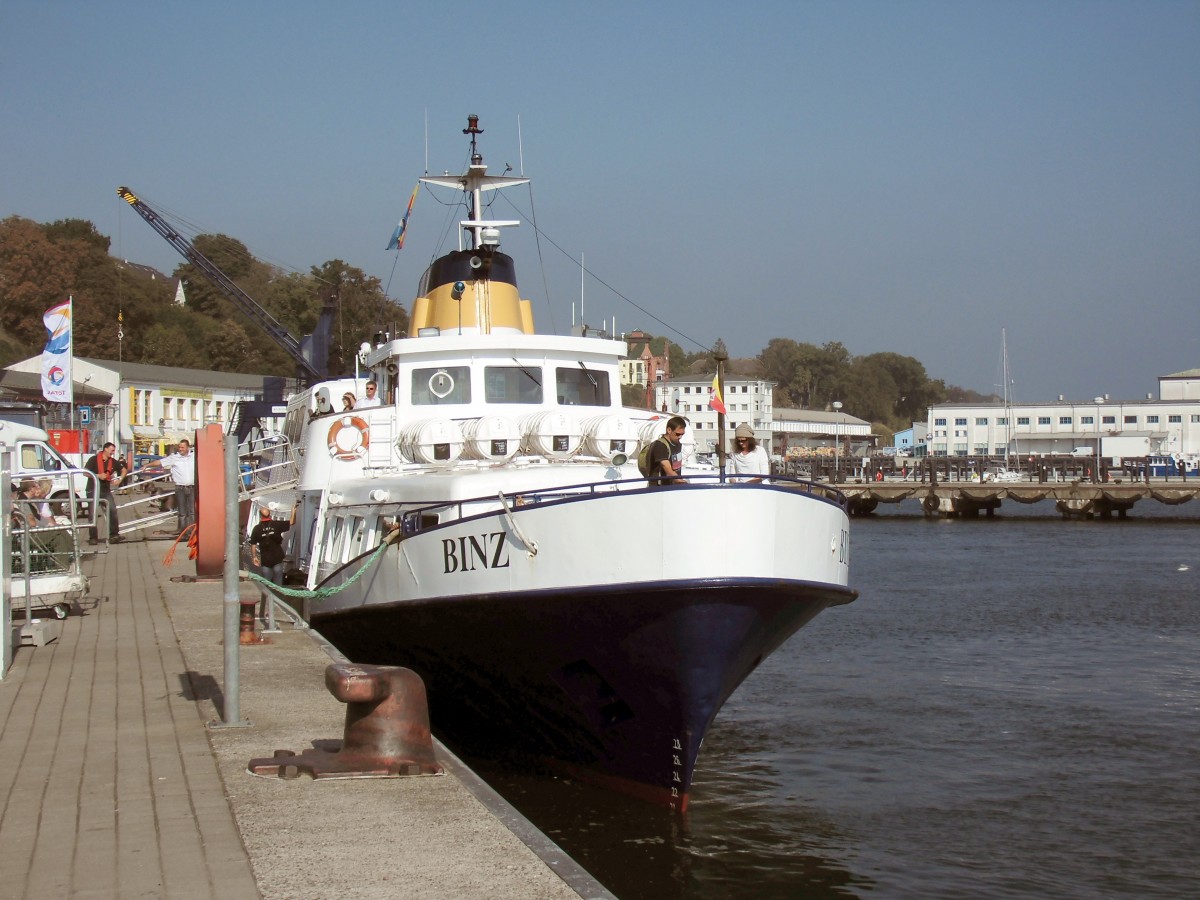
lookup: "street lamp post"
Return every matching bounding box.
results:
[832,401,843,483]
[1094,397,1103,483]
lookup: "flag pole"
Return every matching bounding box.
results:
[69,296,76,443]
[713,339,729,478]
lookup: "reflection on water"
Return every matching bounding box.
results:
[467,503,1200,898]
[475,759,869,899]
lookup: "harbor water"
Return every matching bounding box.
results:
[471,500,1200,898]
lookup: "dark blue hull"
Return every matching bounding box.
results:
[311,578,854,810]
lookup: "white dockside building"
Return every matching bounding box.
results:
[923,369,1200,459]
[650,375,873,458]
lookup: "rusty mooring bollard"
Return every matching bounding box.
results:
[239,599,269,644]
[247,663,443,779]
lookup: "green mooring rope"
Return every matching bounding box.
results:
[243,540,390,605]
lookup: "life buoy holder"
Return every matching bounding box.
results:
[328,416,370,461]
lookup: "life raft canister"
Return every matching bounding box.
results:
[328,416,369,461]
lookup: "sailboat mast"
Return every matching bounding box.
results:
[1001,329,1012,462]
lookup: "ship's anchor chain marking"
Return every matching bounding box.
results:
[497,491,538,557]
[429,370,454,399]
[243,528,403,605]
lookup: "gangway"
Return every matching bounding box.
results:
[109,434,299,538]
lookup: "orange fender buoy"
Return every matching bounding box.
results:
[194,424,227,578]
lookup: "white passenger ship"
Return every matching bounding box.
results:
[262,117,855,810]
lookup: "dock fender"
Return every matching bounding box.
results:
[194,424,226,578]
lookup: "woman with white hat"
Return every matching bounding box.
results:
[730,424,770,483]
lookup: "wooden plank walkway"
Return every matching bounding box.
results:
[0,539,604,900]
[0,540,258,899]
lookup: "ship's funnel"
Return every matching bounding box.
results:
[409,249,534,337]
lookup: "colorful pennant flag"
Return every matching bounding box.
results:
[708,374,727,415]
[386,183,421,250]
[41,298,73,403]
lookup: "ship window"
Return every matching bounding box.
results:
[555,366,611,406]
[484,365,543,404]
[411,366,471,405]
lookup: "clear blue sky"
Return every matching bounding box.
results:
[3,0,1197,404]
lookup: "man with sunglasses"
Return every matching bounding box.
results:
[356,380,382,408]
[646,416,688,487]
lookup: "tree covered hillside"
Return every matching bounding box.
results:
[0,215,407,378]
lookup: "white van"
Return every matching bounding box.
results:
[1070,446,1095,457]
[0,420,96,513]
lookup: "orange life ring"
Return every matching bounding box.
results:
[328,416,369,461]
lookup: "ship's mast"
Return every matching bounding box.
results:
[419,115,527,252]
[464,115,485,249]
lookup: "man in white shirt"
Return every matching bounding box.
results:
[161,438,196,531]
[356,380,382,408]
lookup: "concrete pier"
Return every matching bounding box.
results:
[0,540,610,899]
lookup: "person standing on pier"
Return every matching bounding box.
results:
[161,439,196,532]
[84,442,124,544]
[247,507,294,621]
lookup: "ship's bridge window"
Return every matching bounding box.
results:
[555,366,611,406]
[484,365,543,403]
[412,366,471,405]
